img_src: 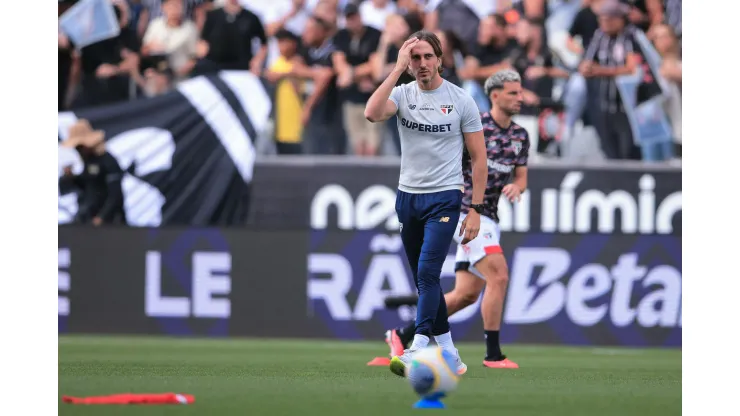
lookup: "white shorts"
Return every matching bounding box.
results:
[452,213,503,280]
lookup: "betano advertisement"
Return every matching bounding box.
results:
[59,162,681,347]
[308,231,681,347]
[303,163,681,347]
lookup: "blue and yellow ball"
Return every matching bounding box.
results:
[405,346,460,398]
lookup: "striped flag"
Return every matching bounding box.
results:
[57,71,271,227]
[615,29,673,147]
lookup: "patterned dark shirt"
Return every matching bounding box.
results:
[460,112,530,222]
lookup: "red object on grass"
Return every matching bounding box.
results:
[62,393,195,405]
[367,357,391,366]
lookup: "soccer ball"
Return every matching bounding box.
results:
[405,346,460,399]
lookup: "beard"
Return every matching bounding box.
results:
[500,104,521,116]
[415,67,438,84]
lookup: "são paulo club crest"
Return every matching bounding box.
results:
[512,140,522,155]
[440,105,453,115]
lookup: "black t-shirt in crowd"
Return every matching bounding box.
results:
[440,64,462,88]
[569,6,599,55]
[386,44,416,86]
[71,26,141,108]
[333,26,382,103]
[301,41,340,123]
[510,47,555,116]
[201,7,266,70]
[77,27,141,76]
[473,39,519,69]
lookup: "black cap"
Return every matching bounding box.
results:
[344,3,359,17]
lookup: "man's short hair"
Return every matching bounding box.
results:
[484,69,521,96]
[311,15,334,32]
[275,29,299,43]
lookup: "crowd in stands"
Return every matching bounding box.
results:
[58,0,682,162]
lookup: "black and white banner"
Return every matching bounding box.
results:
[57,70,271,226]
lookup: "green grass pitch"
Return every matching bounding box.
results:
[59,335,681,415]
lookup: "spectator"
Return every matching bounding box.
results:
[126,0,151,38]
[620,0,651,31]
[396,0,425,21]
[314,0,340,27]
[59,1,75,111]
[579,1,639,160]
[567,0,601,56]
[508,0,547,56]
[650,22,681,158]
[70,0,142,108]
[644,0,680,42]
[424,0,493,49]
[434,30,466,88]
[370,13,417,153]
[333,4,383,156]
[130,60,176,97]
[265,30,305,155]
[141,0,199,80]
[662,0,681,40]
[142,0,207,30]
[260,0,310,70]
[510,18,570,115]
[360,0,397,31]
[370,13,421,88]
[560,0,602,159]
[650,23,680,86]
[543,0,583,41]
[59,119,127,226]
[264,0,311,37]
[195,0,268,76]
[459,14,518,112]
[292,15,346,154]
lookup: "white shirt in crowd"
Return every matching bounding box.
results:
[211,0,342,21]
[263,0,311,35]
[142,17,199,73]
[360,0,397,31]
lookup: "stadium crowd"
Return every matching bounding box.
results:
[58,0,682,162]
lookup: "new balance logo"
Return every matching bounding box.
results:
[440,217,450,223]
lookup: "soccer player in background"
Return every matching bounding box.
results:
[385,70,530,370]
[364,31,488,377]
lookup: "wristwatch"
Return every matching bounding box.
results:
[470,204,484,214]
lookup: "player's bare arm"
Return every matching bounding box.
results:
[503,166,528,203]
[459,129,486,244]
[364,38,419,122]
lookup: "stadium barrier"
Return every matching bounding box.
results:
[59,160,681,347]
[248,156,682,235]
